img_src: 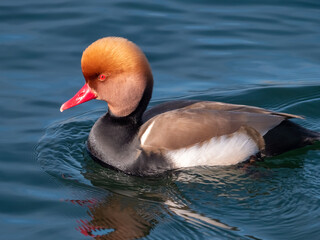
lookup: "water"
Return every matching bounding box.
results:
[1,0,320,239]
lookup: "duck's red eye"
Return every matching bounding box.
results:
[98,74,106,81]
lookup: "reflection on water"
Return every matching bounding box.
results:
[77,162,246,239]
[68,190,240,239]
[71,195,154,239]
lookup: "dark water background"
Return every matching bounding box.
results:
[1,0,320,239]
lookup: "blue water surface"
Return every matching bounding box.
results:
[1,0,320,239]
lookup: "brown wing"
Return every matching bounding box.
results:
[139,101,302,150]
[183,101,303,119]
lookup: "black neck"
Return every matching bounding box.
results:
[87,83,152,172]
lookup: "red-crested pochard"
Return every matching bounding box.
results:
[60,37,320,176]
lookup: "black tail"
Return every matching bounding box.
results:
[263,120,320,157]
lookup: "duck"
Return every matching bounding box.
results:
[60,37,320,176]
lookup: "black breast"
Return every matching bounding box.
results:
[87,113,141,172]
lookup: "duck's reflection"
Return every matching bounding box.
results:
[70,192,237,240]
[72,195,156,239]
[66,163,242,239]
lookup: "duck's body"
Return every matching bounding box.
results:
[61,37,320,176]
[87,99,319,176]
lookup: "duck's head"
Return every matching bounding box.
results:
[60,37,153,117]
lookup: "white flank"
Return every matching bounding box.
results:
[166,132,259,168]
[140,121,155,145]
